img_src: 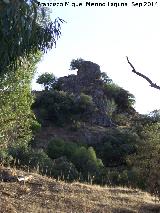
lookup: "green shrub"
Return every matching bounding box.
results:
[30,120,41,133]
[113,113,129,126]
[104,83,135,113]
[47,139,104,183]
[32,91,96,126]
[8,146,54,175]
[104,167,146,189]
[70,121,82,131]
[0,148,13,165]
[7,145,80,181]
[32,90,75,126]
[52,156,80,181]
[93,129,139,167]
[47,138,66,159]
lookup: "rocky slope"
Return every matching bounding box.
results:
[57,61,113,127]
[33,124,113,149]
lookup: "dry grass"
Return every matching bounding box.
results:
[0,166,160,213]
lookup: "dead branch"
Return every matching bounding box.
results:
[126,56,160,90]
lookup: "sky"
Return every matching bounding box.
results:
[32,0,160,114]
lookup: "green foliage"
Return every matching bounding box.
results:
[52,156,79,181]
[104,83,135,112]
[113,113,129,126]
[70,58,85,70]
[129,123,160,197]
[33,91,96,126]
[0,147,13,166]
[47,139,79,161]
[0,53,42,149]
[131,113,160,137]
[104,167,143,188]
[94,129,139,167]
[2,144,79,181]
[47,138,104,182]
[47,138,66,159]
[0,1,64,75]
[33,90,75,125]
[73,93,96,121]
[30,120,41,134]
[105,99,117,119]
[36,72,56,90]
[8,146,54,174]
[73,146,104,179]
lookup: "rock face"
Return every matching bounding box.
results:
[58,61,113,127]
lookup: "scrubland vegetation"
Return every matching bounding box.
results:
[0,1,160,212]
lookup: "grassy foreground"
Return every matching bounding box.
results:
[0,166,160,213]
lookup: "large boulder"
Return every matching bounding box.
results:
[57,61,113,127]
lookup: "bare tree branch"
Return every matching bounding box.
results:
[126,56,160,90]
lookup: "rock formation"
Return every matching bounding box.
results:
[57,61,113,127]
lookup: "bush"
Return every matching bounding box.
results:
[93,129,139,167]
[6,145,80,181]
[30,120,41,133]
[0,148,13,166]
[47,139,105,183]
[104,83,135,113]
[32,91,96,126]
[113,113,129,126]
[52,156,80,181]
[104,167,146,189]
[32,90,75,126]
[47,139,81,160]
[8,146,54,175]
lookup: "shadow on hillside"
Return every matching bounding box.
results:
[139,203,160,213]
[112,208,136,213]
[112,203,160,213]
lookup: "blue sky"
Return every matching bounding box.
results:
[33,0,160,114]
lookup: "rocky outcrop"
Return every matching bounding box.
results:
[33,125,110,150]
[58,61,112,127]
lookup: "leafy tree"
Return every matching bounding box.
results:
[70,58,84,70]
[129,123,160,198]
[0,53,42,149]
[0,1,63,150]
[72,146,104,180]
[36,72,56,90]
[0,0,64,75]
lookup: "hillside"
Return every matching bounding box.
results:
[1,59,160,212]
[30,60,160,197]
[33,124,113,149]
[0,166,160,213]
